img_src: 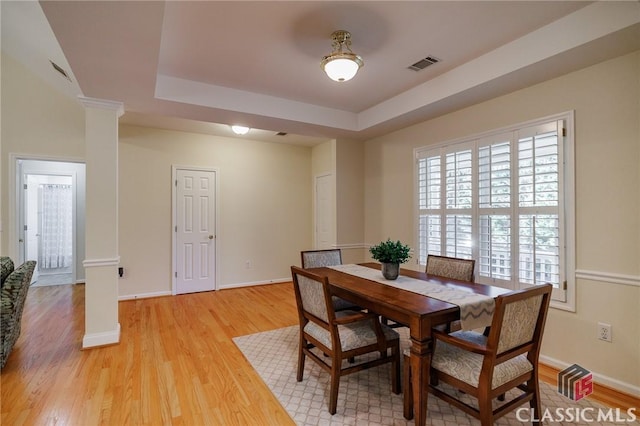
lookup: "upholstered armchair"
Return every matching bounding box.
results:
[1,258,37,368]
[403,284,552,425]
[291,266,400,415]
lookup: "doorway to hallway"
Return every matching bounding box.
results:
[16,158,86,286]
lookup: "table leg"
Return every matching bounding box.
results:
[409,337,431,426]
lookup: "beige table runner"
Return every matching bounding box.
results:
[328,264,494,330]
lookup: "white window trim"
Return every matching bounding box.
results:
[414,111,575,312]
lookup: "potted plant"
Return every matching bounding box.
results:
[369,239,411,280]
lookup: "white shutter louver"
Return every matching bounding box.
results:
[416,115,571,305]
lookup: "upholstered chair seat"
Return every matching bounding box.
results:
[305,310,400,352]
[430,331,533,389]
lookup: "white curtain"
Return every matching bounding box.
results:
[39,184,73,269]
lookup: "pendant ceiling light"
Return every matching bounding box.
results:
[321,30,363,82]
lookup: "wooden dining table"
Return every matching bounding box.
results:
[307,262,510,426]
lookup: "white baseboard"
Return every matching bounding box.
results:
[116,280,291,299]
[220,278,290,290]
[118,290,172,301]
[540,354,640,397]
[82,323,121,348]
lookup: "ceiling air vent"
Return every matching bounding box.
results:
[276,132,288,136]
[50,60,72,81]
[408,56,440,71]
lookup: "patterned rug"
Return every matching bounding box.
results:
[233,326,637,425]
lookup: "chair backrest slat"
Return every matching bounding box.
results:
[301,249,342,268]
[426,255,475,282]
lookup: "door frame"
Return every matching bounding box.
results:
[9,154,85,282]
[171,165,220,295]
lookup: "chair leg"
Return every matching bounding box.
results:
[391,344,400,394]
[529,377,542,425]
[478,390,493,426]
[329,362,341,415]
[431,367,439,386]
[296,337,306,382]
[403,354,413,420]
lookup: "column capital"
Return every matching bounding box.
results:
[77,96,124,117]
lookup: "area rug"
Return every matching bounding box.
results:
[233,326,637,425]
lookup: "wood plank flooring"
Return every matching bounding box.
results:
[2,283,637,425]
[1,283,298,425]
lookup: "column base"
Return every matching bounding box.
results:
[82,323,121,348]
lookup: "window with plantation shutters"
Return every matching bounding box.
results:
[415,113,575,309]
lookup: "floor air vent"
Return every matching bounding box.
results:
[408,56,440,71]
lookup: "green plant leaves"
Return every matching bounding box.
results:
[369,239,411,264]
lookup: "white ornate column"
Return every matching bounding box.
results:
[78,96,123,348]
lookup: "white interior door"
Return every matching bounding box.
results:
[175,168,216,294]
[315,174,333,249]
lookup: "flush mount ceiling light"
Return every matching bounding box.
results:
[231,125,250,135]
[321,30,363,82]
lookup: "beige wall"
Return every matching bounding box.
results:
[311,139,334,177]
[1,53,85,257]
[335,138,366,264]
[118,125,312,296]
[364,51,640,392]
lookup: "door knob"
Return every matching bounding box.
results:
[208,235,214,240]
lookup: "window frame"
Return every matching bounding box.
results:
[414,111,575,311]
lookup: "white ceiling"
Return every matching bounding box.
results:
[3,1,640,145]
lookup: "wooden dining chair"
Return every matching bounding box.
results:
[300,249,360,312]
[426,254,476,282]
[426,254,476,332]
[301,249,342,268]
[403,284,552,425]
[291,266,401,415]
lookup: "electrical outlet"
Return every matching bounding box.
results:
[598,322,612,342]
[245,260,251,269]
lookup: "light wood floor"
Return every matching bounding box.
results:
[2,283,637,425]
[1,283,299,425]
